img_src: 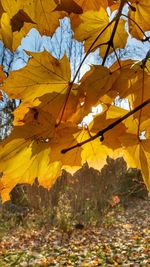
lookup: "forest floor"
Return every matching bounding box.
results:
[0,197,150,267]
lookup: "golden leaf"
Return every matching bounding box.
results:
[3,51,70,100]
[120,134,150,191]
[0,0,36,50]
[128,0,150,39]
[0,107,82,201]
[76,64,119,117]
[74,8,128,57]
[0,12,13,50]
[35,0,64,35]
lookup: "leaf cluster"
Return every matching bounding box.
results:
[0,0,150,202]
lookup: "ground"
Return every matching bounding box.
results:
[0,197,149,267]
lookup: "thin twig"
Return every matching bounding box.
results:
[61,98,150,154]
[121,14,150,42]
[102,0,126,66]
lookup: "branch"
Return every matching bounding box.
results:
[102,0,126,66]
[61,98,150,154]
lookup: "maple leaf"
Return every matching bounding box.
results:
[3,51,93,124]
[70,0,110,30]
[91,106,127,154]
[2,52,74,120]
[71,105,128,171]
[1,0,35,21]
[0,12,13,50]
[0,0,65,49]
[73,8,128,57]
[128,0,150,39]
[120,134,150,192]
[76,64,119,117]
[76,128,114,170]
[2,51,70,102]
[0,0,36,50]
[0,107,82,202]
[35,0,65,36]
[111,59,150,124]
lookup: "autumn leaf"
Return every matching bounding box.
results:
[0,0,36,50]
[2,52,74,121]
[120,134,150,192]
[3,51,70,101]
[91,107,127,153]
[72,106,128,171]
[0,0,65,49]
[73,8,128,57]
[128,0,150,39]
[0,107,82,202]
[3,51,93,124]
[76,64,119,117]
[70,0,110,29]
[0,12,13,50]
[111,59,150,124]
[76,128,114,170]
[35,0,65,36]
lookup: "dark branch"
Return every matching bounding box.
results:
[102,0,125,66]
[61,98,150,154]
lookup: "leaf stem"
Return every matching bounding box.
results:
[61,98,150,154]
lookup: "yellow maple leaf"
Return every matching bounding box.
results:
[3,51,91,124]
[91,107,127,153]
[35,0,65,36]
[0,107,82,201]
[70,0,110,29]
[0,12,13,50]
[74,8,128,57]
[0,0,66,49]
[128,0,150,39]
[2,52,73,119]
[76,64,119,117]
[3,51,70,102]
[120,134,150,191]
[67,106,127,172]
[0,0,35,50]
[111,59,150,126]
